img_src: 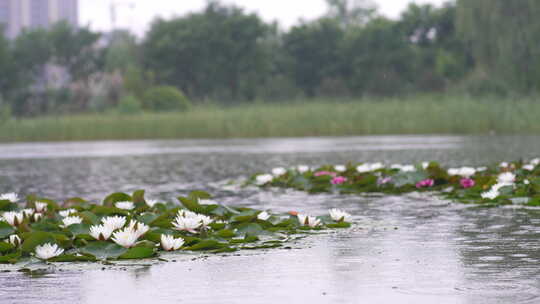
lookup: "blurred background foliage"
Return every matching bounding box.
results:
[0,0,538,118]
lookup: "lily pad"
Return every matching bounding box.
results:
[80,242,128,260]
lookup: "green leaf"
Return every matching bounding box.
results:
[103,192,132,207]
[67,223,91,236]
[0,222,15,238]
[393,171,428,187]
[215,229,236,238]
[235,223,265,236]
[30,221,62,232]
[132,190,146,205]
[0,200,17,211]
[326,222,352,228]
[0,241,15,253]
[78,211,99,225]
[21,231,55,254]
[178,197,204,213]
[188,191,212,201]
[50,254,96,262]
[80,242,127,260]
[91,206,128,216]
[230,210,258,223]
[184,240,225,251]
[0,251,21,264]
[118,247,155,259]
[137,213,159,225]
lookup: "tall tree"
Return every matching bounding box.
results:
[325,0,377,27]
[142,2,269,101]
[457,0,540,92]
[283,18,345,96]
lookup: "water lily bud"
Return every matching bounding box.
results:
[9,235,21,247]
[33,213,43,222]
[35,202,48,213]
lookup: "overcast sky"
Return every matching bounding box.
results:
[80,0,449,36]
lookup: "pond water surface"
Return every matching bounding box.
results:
[1,135,540,304]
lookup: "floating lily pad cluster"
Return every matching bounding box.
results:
[0,191,351,265]
[251,159,540,206]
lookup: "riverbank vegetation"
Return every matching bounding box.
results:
[0,0,538,122]
[0,95,539,142]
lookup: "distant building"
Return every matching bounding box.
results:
[0,0,78,39]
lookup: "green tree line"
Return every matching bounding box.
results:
[0,0,537,117]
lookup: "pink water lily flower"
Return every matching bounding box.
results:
[460,178,475,189]
[416,179,435,189]
[377,177,392,185]
[331,176,348,185]
[315,171,337,177]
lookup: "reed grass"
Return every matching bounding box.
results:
[1,95,539,142]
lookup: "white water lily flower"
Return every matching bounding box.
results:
[329,209,352,222]
[160,234,185,251]
[145,199,158,208]
[297,214,321,228]
[115,201,135,210]
[59,209,77,217]
[101,216,127,230]
[35,243,64,260]
[172,215,202,233]
[255,174,274,186]
[33,213,43,222]
[491,182,509,192]
[177,210,213,228]
[35,202,48,213]
[2,212,24,226]
[356,163,373,173]
[448,167,476,178]
[531,158,540,166]
[497,172,516,185]
[447,168,459,176]
[524,179,531,185]
[62,216,83,228]
[112,228,139,248]
[297,165,310,173]
[22,208,35,217]
[0,193,19,202]
[257,211,271,221]
[477,167,488,172]
[499,162,509,168]
[523,164,535,171]
[198,215,213,227]
[334,165,347,172]
[172,209,212,232]
[422,162,430,170]
[391,164,415,172]
[400,165,416,172]
[8,235,21,247]
[89,224,114,241]
[459,167,476,177]
[127,220,150,238]
[481,189,500,200]
[178,210,199,218]
[371,163,384,171]
[199,199,218,205]
[272,167,287,177]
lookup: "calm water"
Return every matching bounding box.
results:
[1,135,540,304]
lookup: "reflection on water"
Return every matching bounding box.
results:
[1,135,540,304]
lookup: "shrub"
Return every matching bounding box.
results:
[117,95,142,114]
[143,86,191,112]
